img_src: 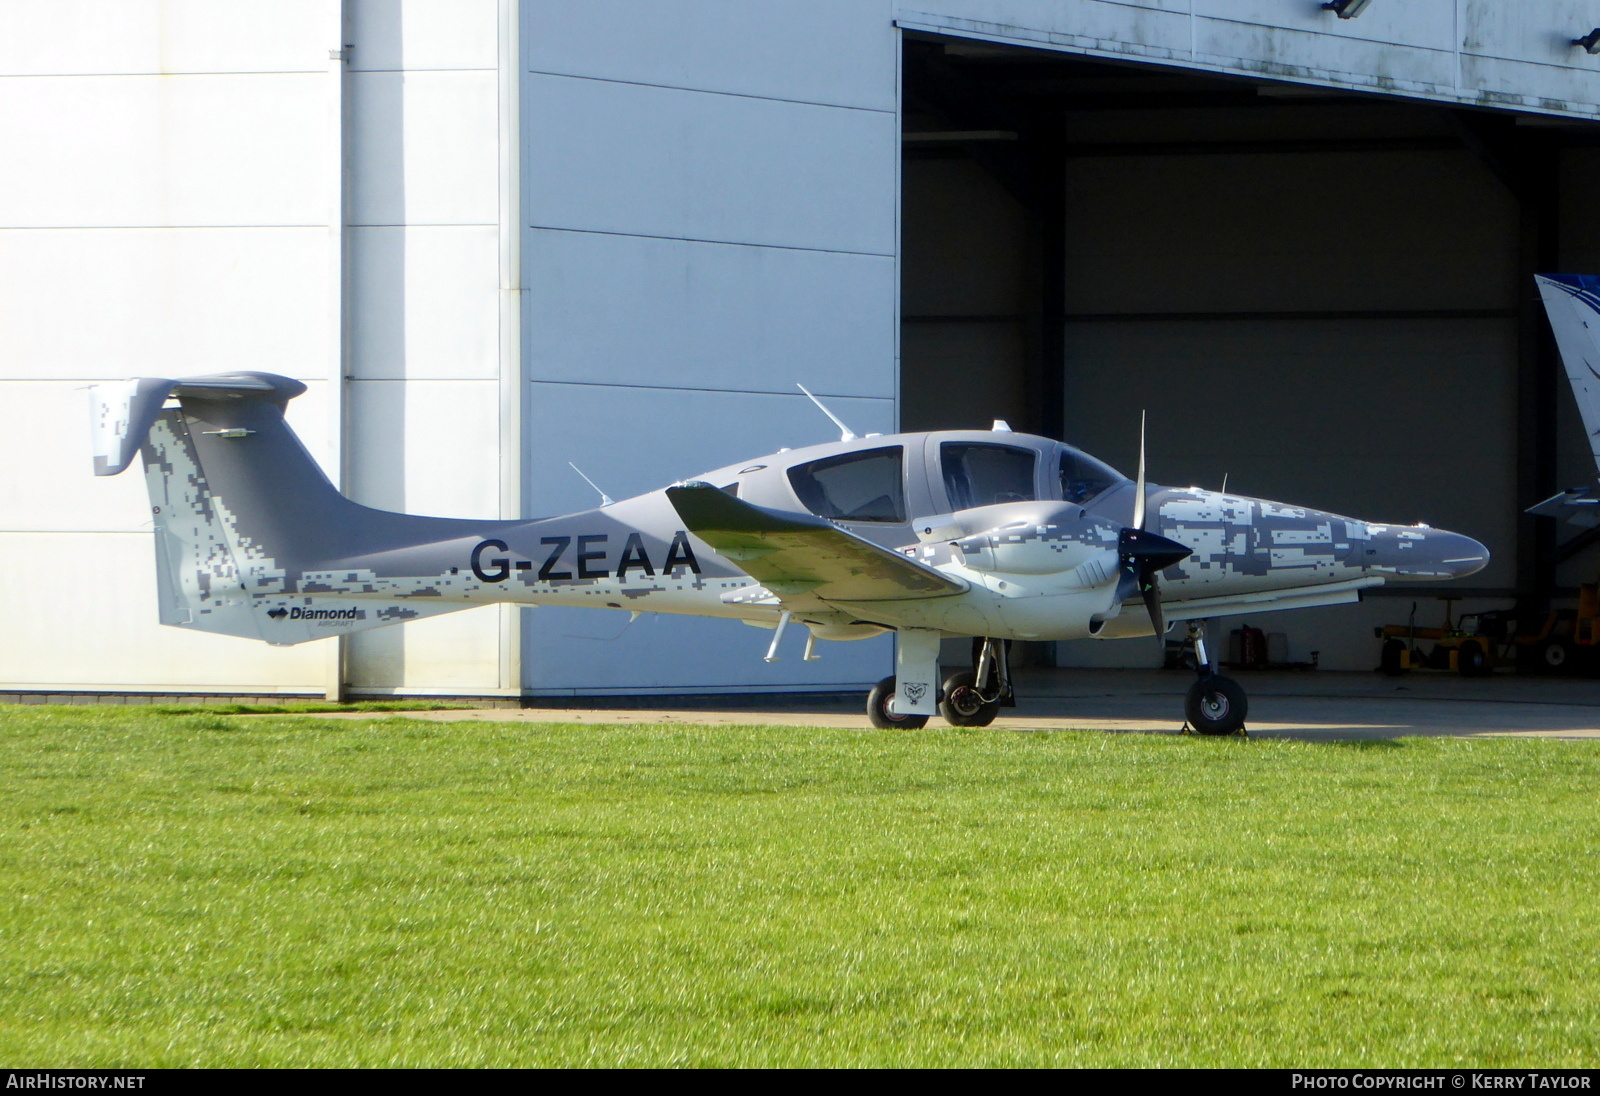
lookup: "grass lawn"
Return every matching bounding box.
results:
[0,705,1597,1067]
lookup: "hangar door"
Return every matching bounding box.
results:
[898,8,1600,671]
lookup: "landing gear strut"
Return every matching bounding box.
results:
[939,638,1014,727]
[1181,621,1248,736]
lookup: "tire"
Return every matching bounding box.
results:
[1380,638,1407,676]
[1542,639,1571,673]
[1457,639,1488,678]
[867,676,929,730]
[938,671,1000,727]
[1185,676,1248,736]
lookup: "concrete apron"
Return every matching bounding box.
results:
[308,670,1600,741]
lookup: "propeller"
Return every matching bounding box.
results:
[1116,412,1192,640]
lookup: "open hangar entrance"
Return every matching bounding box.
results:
[900,33,1600,672]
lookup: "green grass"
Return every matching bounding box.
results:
[1,705,1598,1067]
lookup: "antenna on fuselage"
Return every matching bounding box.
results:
[796,383,857,442]
[567,462,615,507]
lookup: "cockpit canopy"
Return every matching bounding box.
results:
[781,434,1127,525]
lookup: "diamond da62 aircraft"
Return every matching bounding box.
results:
[90,375,1488,734]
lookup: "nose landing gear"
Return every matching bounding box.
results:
[939,638,1014,727]
[1181,621,1248,736]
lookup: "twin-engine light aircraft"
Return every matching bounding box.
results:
[90,376,1487,734]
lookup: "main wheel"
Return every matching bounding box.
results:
[1541,639,1571,673]
[1379,638,1407,676]
[867,676,929,730]
[938,671,1000,727]
[1185,676,1248,736]
[1457,639,1489,678]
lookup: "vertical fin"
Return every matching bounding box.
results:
[1537,274,1600,478]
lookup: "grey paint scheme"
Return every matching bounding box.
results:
[91,372,1487,652]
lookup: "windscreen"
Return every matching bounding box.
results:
[1059,446,1125,504]
[787,446,906,523]
[941,444,1038,511]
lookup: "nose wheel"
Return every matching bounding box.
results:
[1180,622,1249,736]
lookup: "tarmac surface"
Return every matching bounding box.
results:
[322,669,1600,741]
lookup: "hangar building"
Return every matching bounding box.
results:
[4,1,1600,700]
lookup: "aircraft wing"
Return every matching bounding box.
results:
[666,482,967,605]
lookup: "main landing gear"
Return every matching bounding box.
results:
[867,637,1015,730]
[866,628,1246,735]
[1181,622,1248,736]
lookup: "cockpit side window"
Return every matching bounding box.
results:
[787,446,906,523]
[941,443,1037,511]
[1059,447,1124,504]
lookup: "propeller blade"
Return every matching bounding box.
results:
[1141,569,1164,639]
[1132,410,1147,531]
[1117,527,1191,640]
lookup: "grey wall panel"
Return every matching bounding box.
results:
[523,73,897,254]
[526,383,895,519]
[525,0,898,111]
[520,6,900,693]
[523,382,894,693]
[524,230,895,397]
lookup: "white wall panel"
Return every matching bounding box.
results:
[346,379,502,516]
[524,0,897,110]
[347,0,498,72]
[0,378,334,532]
[0,533,326,690]
[0,0,328,77]
[346,605,505,691]
[348,225,500,380]
[524,230,895,396]
[346,69,499,226]
[1,382,162,533]
[0,74,328,228]
[523,74,897,254]
[0,228,332,378]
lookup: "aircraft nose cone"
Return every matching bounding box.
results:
[1363,526,1489,580]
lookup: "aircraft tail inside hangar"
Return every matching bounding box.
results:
[6,1,1600,697]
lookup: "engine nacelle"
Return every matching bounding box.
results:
[954,519,1117,577]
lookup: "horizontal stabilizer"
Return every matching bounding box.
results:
[666,481,966,606]
[1527,486,1600,528]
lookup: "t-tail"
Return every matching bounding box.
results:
[1531,275,1600,527]
[90,372,514,644]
